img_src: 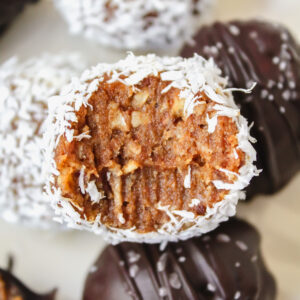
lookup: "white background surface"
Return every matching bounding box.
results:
[0,0,299,299]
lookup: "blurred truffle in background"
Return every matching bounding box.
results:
[181,20,300,199]
[53,0,215,50]
[0,0,39,35]
[0,53,86,229]
[0,259,56,300]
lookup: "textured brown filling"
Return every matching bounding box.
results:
[54,76,245,233]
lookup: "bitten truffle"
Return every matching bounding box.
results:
[0,266,55,300]
[0,54,86,228]
[83,218,276,300]
[53,0,214,50]
[44,53,257,243]
[181,20,300,198]
[0,0,38,35]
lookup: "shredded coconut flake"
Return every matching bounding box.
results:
[189,198,201,208]
[129,264,139,278]
[89,265,98,273]
[207,283,216,292]
[251,255,258,262]
[184,166,191,188]
[234,291,241,299]
[169,273,181,289]
[127,250,141,264]
[178,256,186,263]
[159,287,167,297]
[216,233,231,243]
[235,240,248,251]
[157,253,168,272]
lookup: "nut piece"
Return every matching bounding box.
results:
[127,140,142,155]
[171,96,185,117]
[109,103,129,131]
[131,111,149,127]
[132,90,149,108]
[123,160,140,174]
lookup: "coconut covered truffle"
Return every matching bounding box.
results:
[44,53,257,243]
[0,54,86,228]
[53,0,213,50]
[181,20,300,198]
[0,0,38,34]
[83,218,276,300]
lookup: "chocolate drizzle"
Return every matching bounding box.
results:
[0,259,56,300]
[181,20,300,198]
[83,218,276,300]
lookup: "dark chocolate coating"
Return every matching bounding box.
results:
[83,219,276,300]
[0,0,38,35]
[181,20,300,198]
[0,267,56,300]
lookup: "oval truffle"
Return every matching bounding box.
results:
[0,54,86,228]
[44,53,257,243]
[83,218,276,300]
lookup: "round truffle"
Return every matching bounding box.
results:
[0,0,38,34]
[0,264,55,300]
[53,0,213,50]
[44,53,257,243]
[83,218,276,300]
[0,54,86,228]
[181,20,300,198]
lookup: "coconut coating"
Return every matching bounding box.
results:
[0,54,86,228]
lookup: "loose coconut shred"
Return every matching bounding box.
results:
[0,54,86,228]
[53,0,214,50]
[44,53,258,243]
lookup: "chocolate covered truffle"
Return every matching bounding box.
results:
[53,0,213,50]
[83,218,276,300]
[181,20,300,198]
[0,54,86,228]
[43,53,257,243]
[0,0,38,34]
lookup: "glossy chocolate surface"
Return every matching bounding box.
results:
[83,218,276,300]
[181,20,300,198]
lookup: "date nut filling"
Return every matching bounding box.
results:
[55,76,244,232]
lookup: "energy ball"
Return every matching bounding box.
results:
[83,218,276,300]
[0,0,38,35]
[53,0,213,50]
[0,54,86,228]
[181,20,300,198]
[44,53,257,243]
